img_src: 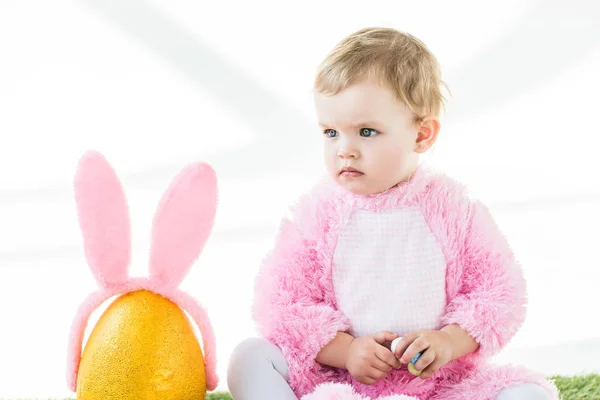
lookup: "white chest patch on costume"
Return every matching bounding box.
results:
[332,207,447,338]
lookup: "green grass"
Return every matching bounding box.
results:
[205,393,233,400]
[549,374,600,399]
[5,374,598,399]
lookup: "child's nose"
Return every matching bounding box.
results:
[337,137,359,159]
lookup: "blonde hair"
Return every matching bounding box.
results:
[314,27,448,120]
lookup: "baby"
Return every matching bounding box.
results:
[227,27,559,400]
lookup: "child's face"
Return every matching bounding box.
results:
[314,78,436,195]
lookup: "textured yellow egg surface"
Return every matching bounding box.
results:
[77,290,206,400]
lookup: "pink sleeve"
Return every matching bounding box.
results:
[441,201,527,359]
[252,196,351,390]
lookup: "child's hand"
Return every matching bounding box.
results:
[345,331,401,385]
[392,330,453,379]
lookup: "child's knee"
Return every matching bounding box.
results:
[227,338,289,390]
[230,338,270,363]
[227,338,282,377]
[229,338,267,371]
[228,338,260,389]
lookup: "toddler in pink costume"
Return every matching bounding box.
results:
[227,27,559,400]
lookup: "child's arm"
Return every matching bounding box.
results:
[440,200,527,360]
[253,216,350,352]
[393,200,524,378]
[314,331,354,369]
[252,194,353,390]
[440,323,479,359]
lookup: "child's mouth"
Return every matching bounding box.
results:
[339,167,364,177]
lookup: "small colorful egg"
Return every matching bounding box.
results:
[408,351,423,376]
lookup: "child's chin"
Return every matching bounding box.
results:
[340,181,379,196]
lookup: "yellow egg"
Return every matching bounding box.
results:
[77,290,206,400]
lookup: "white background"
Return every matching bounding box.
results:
[1,0,599,397]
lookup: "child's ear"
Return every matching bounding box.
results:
[414,116,440,153]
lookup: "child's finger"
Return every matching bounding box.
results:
[375,345,401,369]
[373,331,399,345]
[413,348,435,372]
[419,356,446,380]
[366,365,388,382]
[370,357,393,373]
[392,332,419,359]
[400,336,429,365]
[360,375,377,385]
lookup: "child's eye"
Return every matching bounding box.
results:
[360,128,379,137]
[324,129,338,138]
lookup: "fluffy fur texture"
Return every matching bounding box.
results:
[149,163,218,289]
[302,382,419,400]
[252,167,558,399]
[73,151,131,288]
[301,382,367,400]
[429,364,559,400]
[67,151,219,392]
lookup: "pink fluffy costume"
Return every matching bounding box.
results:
[252,167,558,400]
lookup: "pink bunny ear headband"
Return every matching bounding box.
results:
[66,150,218,391]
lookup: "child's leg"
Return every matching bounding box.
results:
[227,337,298,400]
[495,383,551,400]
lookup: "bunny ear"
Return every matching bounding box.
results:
[172,291,219,390]
[149,162,217,289]
[74,151,131,288]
